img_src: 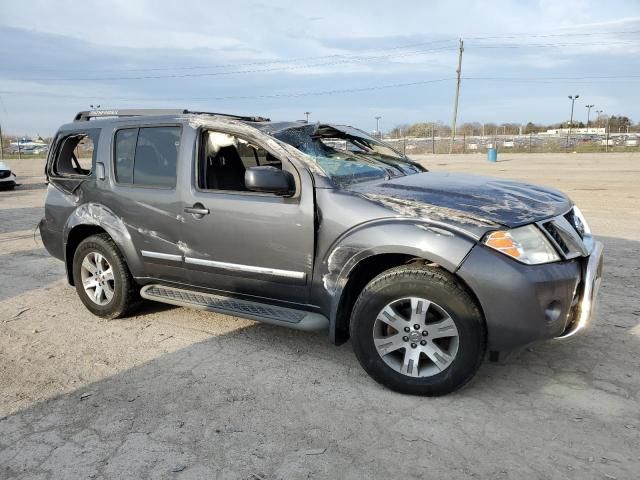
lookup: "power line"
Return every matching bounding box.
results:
[4,39,461,75]
[1,74,638,103]
[0,78,456,102]
[472,41,637,48]
[12,36,635,83]
[13,46,457,82]
[464,74,640,81]
[6,29,639,77]
[466,29,640,40]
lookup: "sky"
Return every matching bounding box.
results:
[0,0,639,136]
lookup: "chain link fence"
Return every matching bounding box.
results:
[385,133,640,155]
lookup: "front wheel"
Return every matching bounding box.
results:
[350,265,486,396]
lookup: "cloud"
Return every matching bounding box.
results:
[0,0,638,135]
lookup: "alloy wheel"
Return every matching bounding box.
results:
[80,251,115,306]
[373,297,460,377]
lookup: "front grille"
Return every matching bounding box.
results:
[543,222,570,254]
[539,209,589,260]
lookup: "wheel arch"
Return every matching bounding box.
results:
[63,203,142,285]
[322,221,483,345]
[331,251,487,346]
[65,224,108,285]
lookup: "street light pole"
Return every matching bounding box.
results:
[375,116,382,138]
[595,109,603,128]
[303,111,311,123]
[567,94,579,148]
[585,104,594,129]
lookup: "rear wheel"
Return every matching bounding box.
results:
[72,234,139,318]
[350,265,486,396]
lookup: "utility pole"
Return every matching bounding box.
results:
[432,126,435,154]
[303,111,311,123]
[449,38,464,154]
[0,122,3,162]
[375,116,382,138]
[566,94,579,148]
[585,104,594,129]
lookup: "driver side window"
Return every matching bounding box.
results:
[199,130,283,191]
[52,131,98,177]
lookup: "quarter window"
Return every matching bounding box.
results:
[114,126,180,188]
[52,130,99,177]
[114,128,137,184]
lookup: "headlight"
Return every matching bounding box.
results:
[571,205,595,248]
[484,224,561,265]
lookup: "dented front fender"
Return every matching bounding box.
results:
[311,217,477,342]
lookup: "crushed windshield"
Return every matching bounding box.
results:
[273,124,424,186]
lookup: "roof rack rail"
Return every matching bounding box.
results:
[73,109,270,122]
[74,109,187,122]
[184,110,270,122]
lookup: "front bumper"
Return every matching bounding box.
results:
[0,175,16,188]
[457,240,604,352]
[555,240,603,339]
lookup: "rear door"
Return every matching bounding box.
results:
[179,127,315,305]
[107,124,186,282]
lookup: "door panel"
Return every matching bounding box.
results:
[180,132,315,305]
[107,124,185,281]
[181,188,315,304]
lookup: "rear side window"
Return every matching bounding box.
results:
[51,130,99,177]
[114,126,180,188]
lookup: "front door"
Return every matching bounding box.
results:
[179,128,315,305]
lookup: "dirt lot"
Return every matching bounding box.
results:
[1,152,639,479]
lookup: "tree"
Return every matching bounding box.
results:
[608,115,632,132]
[524,122,542,134]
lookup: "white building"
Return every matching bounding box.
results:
[542,127,605,135]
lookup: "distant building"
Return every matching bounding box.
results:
[541,128,605,135]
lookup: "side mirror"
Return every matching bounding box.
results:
[245,166,295,196]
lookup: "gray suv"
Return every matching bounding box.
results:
[40,109,603,396]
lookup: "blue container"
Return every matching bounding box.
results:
[487,147,497,162]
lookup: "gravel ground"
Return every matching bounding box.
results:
[1,152,639,480]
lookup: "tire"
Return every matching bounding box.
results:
[350,265,486,396]
[72,233,139,319]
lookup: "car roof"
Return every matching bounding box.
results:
[59,110,362,140]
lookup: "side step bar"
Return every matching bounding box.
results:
[140,284,329,331]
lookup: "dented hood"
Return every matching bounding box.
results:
[351,171,572,232]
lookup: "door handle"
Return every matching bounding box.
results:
[184,204,210,216]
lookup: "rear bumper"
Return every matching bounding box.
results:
[457,240,604,352]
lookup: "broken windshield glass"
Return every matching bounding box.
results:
[273,124,424,186]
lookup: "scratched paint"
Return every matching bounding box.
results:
[348,172,571,229]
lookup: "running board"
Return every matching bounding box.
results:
[140,284,328,331]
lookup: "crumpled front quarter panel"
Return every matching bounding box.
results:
[311,189,477,321]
